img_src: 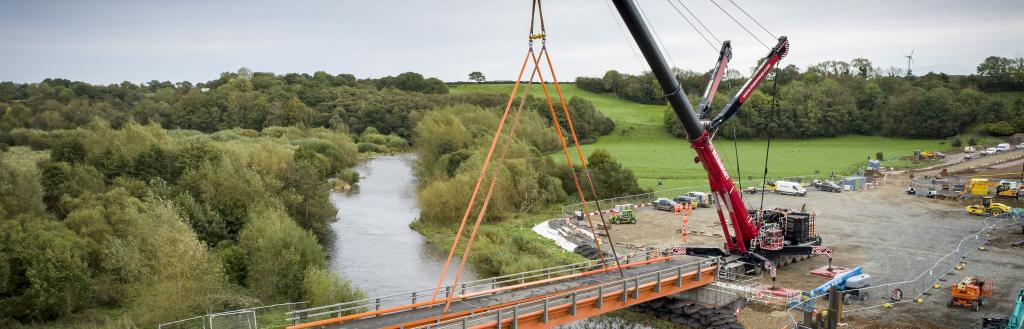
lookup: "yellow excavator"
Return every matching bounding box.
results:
[996,181,1021,200]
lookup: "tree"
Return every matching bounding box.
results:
[851,58,873,78]
[0,215,90,320]
[240,206,326,302]
[584,149,642,199]
[50,136,86,164]
[468,71,486,83]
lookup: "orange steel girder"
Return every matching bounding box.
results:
[391,264,718,329]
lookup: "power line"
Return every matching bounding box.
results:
[664,0,718,52]
[676,0,721,45]
[727,0,776,40]
[604,0,647,70]
[636,0,678,68]
[709,0,770,50]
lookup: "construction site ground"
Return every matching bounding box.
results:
[598,181,1024,329]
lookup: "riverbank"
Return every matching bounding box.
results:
[409,204,584,279]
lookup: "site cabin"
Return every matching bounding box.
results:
[964,146,976,153]
[774,181,807,196]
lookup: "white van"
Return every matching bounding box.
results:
[773,181,807,196]
[996,143,1011,152]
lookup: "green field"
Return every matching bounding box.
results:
[449,84,948,189]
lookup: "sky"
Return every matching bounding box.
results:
[1,0,1023,85]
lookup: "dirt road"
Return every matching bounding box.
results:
[599,181,1024,328]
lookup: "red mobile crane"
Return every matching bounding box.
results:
[611,0,828,276]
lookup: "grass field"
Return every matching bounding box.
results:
[450,83,950,189]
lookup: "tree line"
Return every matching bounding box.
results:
[576,57,1024,139]
[0,69,612,146]
[0,122,364,326]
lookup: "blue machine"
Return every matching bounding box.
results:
[806,267,873,305]
[1010,289,1023,329]
[810,267,862,298]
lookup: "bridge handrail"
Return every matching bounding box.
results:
[286,250,662,322]
[421,258,720,329]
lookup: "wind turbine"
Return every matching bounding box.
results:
[904,47,915,76]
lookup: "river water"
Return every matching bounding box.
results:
[328,155,655,328]
[327,154,475,298]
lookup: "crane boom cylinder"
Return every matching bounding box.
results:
[610,0,703,140]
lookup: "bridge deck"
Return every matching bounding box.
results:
[295,256,716,329]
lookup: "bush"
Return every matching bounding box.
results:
[301,266,365,309]
[951,139,962,147]
[979,121,1015,136]
[240,206,326,302]
[357,142,385,153]
[968,137,978,146]
[582,149,643,199]
[575,77,606,93]
[875,152,884,161]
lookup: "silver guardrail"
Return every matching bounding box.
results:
[421,258,720,329]
[286,250,667,324]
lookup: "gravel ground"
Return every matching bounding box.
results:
[590,179,1024,328]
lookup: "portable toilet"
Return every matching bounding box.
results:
[867,159,881,170]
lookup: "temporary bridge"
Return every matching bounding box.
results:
[286,252,719,329]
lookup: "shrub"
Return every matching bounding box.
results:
[951,139,962,147]
[968,137,978,146]
[240,206,325,302]
[875,152,884,161]
[301,266,365,309]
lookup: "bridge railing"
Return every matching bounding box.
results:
[420,258,720,329]
[286,250,665,324]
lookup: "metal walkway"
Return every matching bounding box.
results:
[286,252,719,329]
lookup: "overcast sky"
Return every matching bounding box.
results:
[2,0,1023,85]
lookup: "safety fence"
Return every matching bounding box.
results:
[782,214,1020,329]
[158,302,310,329]
[284,250,668,325]
[417,258,720,329]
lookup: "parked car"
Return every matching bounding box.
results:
[814,180,842,193]
[1017,143,1024,150]
[980,148,997,156]
[654,198,678,211]
[672,195,697,208]
[996,143,1011,152]
[773,181,807,196]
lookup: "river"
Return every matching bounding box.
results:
[328,155,656,328]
